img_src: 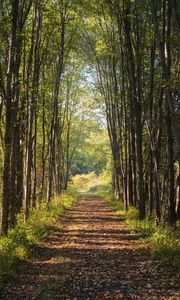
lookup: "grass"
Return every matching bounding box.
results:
[105,194,124,213]
[106,198,180,269]
[0,190,76,285]
[71,172,112,196]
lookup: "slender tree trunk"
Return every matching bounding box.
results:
[1,1,19,234]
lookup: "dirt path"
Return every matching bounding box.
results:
[0,196,180,300]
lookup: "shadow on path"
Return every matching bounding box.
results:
[0,196,180,300]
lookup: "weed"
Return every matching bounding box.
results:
[0,190,76,285]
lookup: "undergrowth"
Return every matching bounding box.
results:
[0,190,76,285]
[105,194,124,213]
[106,198,180,269]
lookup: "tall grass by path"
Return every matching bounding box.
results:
[0,190,77,286]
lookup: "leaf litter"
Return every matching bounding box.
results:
[0,196,179,300]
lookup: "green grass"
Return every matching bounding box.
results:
[0,190,76,285]
[71,172,111,196]
[106,199,180,269]
[105,194,124,213]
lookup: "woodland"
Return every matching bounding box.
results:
[0,0,180,297]
[0,0,180,233]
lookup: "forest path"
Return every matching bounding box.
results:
[1,196,179,300]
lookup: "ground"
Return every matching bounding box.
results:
[0,196,180,300]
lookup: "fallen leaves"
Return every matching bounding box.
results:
[0,196,180,299]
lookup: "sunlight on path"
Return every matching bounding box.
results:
[0,196,180,300]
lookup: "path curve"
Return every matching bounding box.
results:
[1,196,180,299]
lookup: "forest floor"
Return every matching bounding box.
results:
[0,196,180,300]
